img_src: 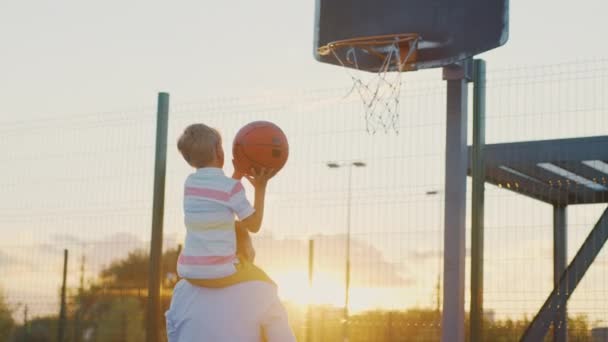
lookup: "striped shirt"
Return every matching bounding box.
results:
[178,167,255,279]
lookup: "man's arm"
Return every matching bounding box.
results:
[260,291,296,342]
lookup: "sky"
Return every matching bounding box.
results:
[2,0,608,326]
[1,0,608,115]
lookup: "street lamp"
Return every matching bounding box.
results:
[326,160,366,342]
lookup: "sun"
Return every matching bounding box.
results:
[273,270,344,308]
[272,270,414,313]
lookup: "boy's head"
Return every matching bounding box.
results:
[177,124,224,169]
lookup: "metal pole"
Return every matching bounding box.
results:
[146,92,170,342]
[344,165,353,342]
[307,239,315,342]
[553,205,568,342]
[470,59,486,342]
[24,305,29,337]
[58,249,68,342]
[522,207,608,341]
[74,253,85,342]
[441,60,472,342]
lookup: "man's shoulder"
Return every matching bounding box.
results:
[173,280,278,313]
[168,280,293,342]
[168,280,276,342]
[177,279,276,297]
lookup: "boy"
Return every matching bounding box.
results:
[175,123,273,286]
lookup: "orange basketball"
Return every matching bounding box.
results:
[232,121,289,176]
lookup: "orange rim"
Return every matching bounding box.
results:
[318,33,419,70]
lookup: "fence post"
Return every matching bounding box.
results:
[146,92,170,342]
[307,239,315,342]
[470,58,487,342]
[58,249,68,342]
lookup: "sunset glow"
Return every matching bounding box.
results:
[273,270,416,313]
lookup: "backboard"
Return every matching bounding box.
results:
[314,0,509,72]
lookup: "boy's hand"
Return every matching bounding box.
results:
[244,167,276,189]
[231,159,245,180]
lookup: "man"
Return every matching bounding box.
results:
[165,278,295,342]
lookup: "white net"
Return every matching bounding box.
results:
[328,37,418,134]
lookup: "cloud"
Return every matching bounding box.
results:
[254,234,414,288]
[63,232,147,275]
[0,249,37,272]
[0,251,14,267]
[50,233,84,245]
[2,232,150,277]
[408,250,442,262]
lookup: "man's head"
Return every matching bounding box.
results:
[177,124,224,169]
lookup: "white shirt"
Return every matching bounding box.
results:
[165,279,296,342]
[178,167,255,279]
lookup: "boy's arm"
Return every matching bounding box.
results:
[232,166,273,259]
[234,167,273,233]
[236,225,255,261]
[235,184,266,233]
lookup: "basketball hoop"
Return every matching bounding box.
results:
[318,34,420,134]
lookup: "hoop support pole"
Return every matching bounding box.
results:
[470,59,487,342]
[441,59,473,342]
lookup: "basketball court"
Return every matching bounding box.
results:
[314,1,508,341]
[4,2,608,342]
[312,1,608,342]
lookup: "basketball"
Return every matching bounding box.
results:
[232,121,289,176]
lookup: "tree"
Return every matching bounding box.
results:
[100,248,180,289]
[0,289,14,341]
[82,247,597,341]
[71,247,180,341]
[94,298,145,342]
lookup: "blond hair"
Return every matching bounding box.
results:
[177,124,221,168]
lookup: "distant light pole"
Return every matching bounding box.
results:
[426,189,444,326]
[326,160,366,342]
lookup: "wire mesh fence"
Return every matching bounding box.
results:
[1,59,608,341]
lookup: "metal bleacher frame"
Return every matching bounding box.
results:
[468,136,608,341]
